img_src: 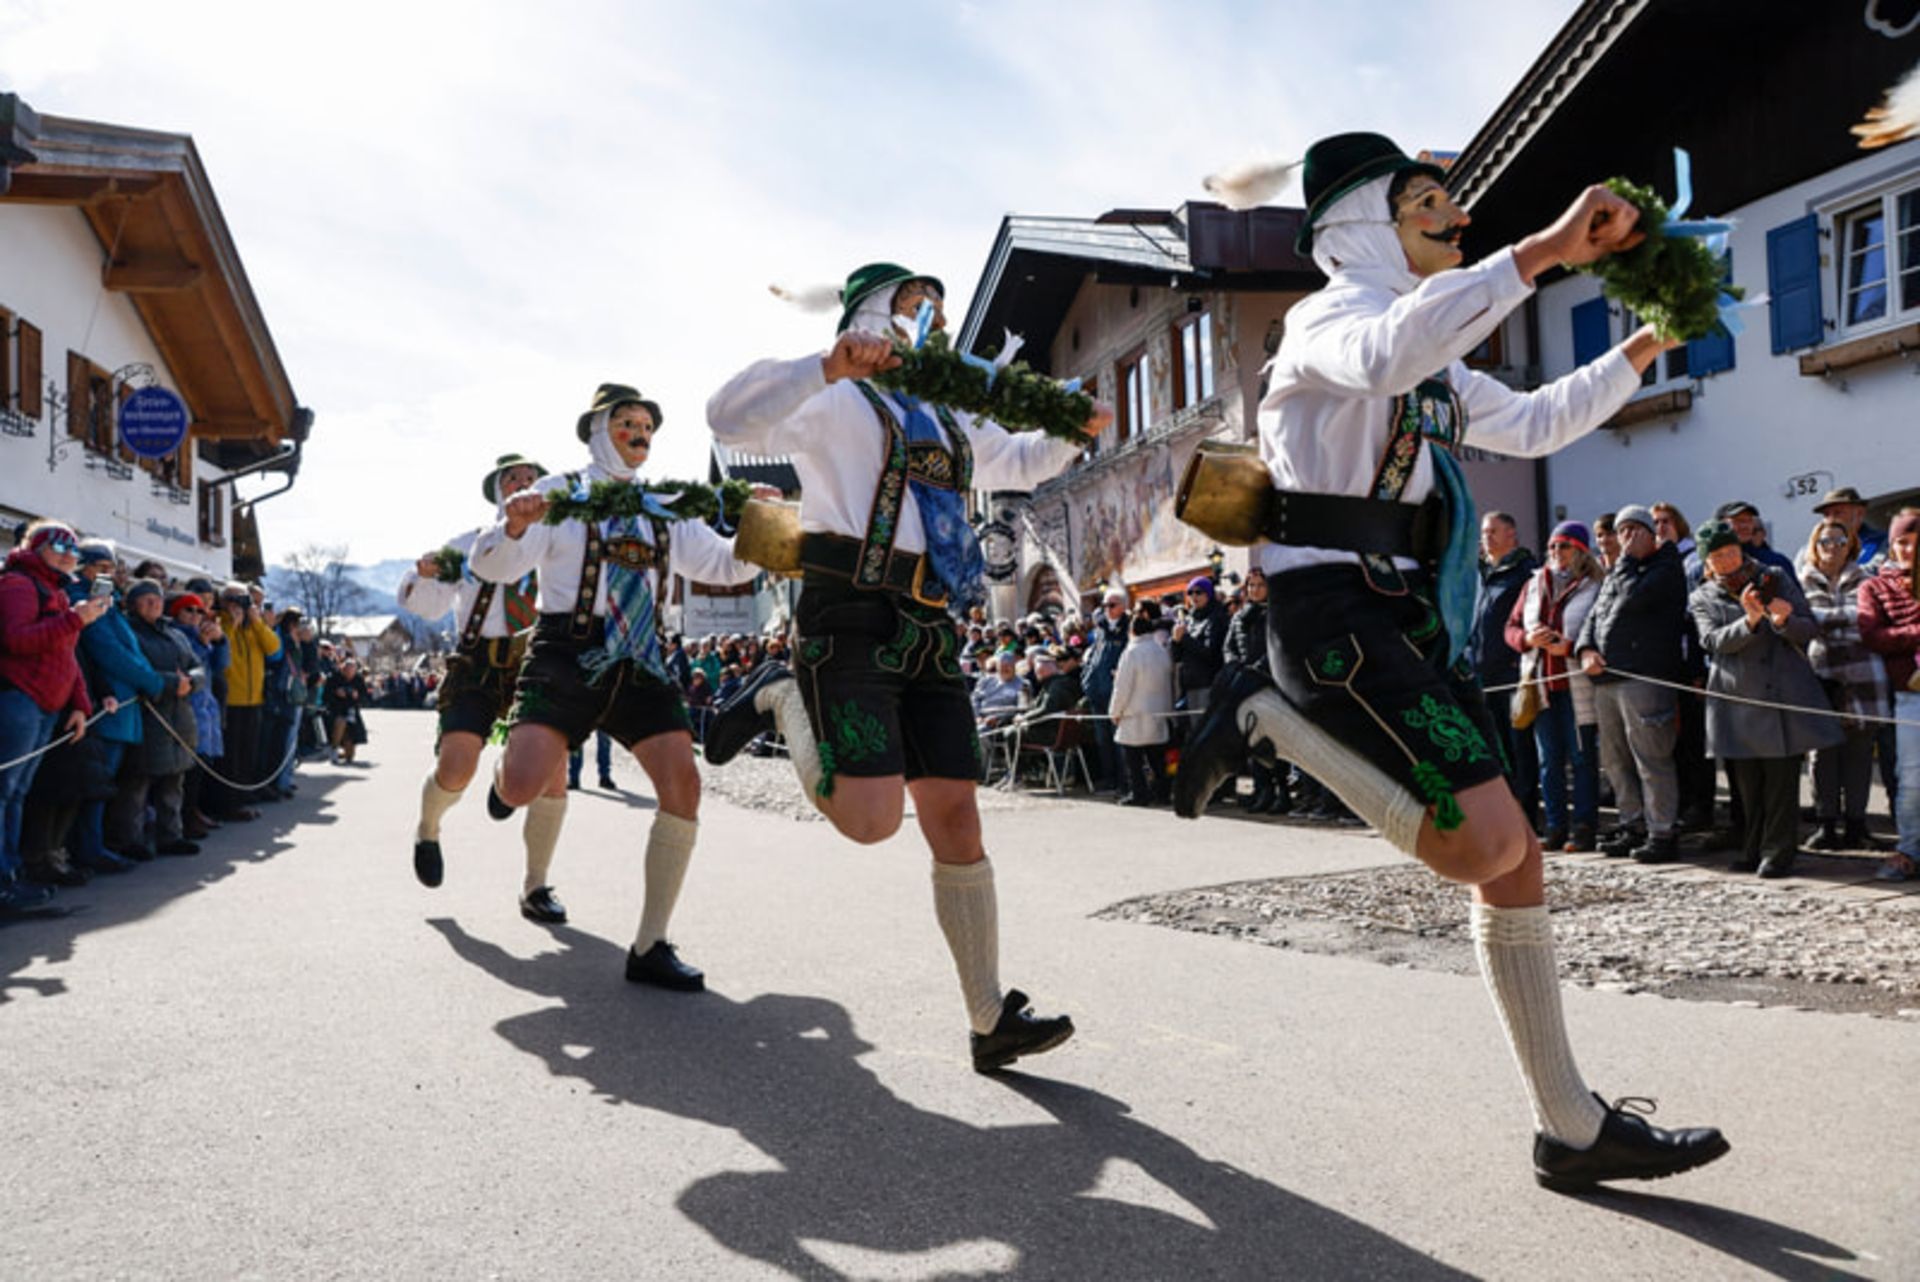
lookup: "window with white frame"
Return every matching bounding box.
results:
[1836,182,1920,332]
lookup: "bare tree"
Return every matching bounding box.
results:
[283,543,379,635]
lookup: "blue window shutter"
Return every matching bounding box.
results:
[1687,250,1736,376]
[1766,214,1823,354]
[1571,297,1611,366]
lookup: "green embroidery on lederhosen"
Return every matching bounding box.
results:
[1361,375,1466,596]
[1400,693,1491,764]
[826,699,890,765]
[799,637,829,667]
[931,622,963,680]
[875,614,921,675]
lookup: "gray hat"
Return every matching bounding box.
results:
[125,578,164,603]
[1614,504,1656,534]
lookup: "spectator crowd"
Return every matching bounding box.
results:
[0,524,377,917]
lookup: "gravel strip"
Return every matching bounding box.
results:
[1097,859,1920,1019]
[697,750,1074,824]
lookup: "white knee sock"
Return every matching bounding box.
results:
[633,812,698,953]
[417,773,463,842]
[521,795,567,893]
[1471,903,1607,1147]
[759,677,825,801]
[932,858,1004,1035]
[1241,689,1428,853]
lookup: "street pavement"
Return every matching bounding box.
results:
[3,710,1915,1280]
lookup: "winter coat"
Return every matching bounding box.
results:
[67,580,163,745]
[1081,615,1127,707]
[1506,567,1600,725]
[0,549,92,715]
[1857,560,1920,694]
[1799,557,1890,729]
[172,622,228,758]
[124,611,202,776]
[1575,542,1689,684]
[1109,634,1174,746]
[1172,599,1229,696]
[1469,548,1538,685]
[223,610,281,708]
[1690,564,1844,760]
[1223,599,1270,676]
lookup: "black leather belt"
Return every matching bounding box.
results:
[1263,491,1448,563]
[799,533,948,608]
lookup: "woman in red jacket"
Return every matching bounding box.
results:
[0,521,111,914]
[1858,507,1920,881]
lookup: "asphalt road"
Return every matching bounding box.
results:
[3,710,1914,1280]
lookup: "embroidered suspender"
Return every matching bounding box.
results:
[1360,374,1466,594]
[564,471,672,643]
[849,381,974,592]
[459,580,500,652]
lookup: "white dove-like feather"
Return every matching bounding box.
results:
[768,283,843,313]
[1202,158,1300,212]
[1854,59,1920,149]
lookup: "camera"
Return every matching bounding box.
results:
[89,577,114,600]
[1754,568,1783,606]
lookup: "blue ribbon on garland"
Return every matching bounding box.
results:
[1659,147,1750,338]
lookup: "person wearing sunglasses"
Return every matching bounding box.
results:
[0,521,112,916]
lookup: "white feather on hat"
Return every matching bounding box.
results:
[768,283,843,313]
[1854,58,1920,149]
[1201,157,1301,212]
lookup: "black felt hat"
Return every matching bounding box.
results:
[482,452,548,505]
[1295,132,1448,256]
[575,383,663,443]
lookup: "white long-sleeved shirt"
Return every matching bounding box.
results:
[468,464,760,616]
[1257,245,1642,576]
[396,528,537,640]
[706,354,1084,555]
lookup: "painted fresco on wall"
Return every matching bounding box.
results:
[1068,430,1220,589]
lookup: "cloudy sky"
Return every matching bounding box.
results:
[2,0,1578,564]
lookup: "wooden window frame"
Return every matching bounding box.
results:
[1117,346,1149,443]
[17,321,41,419]
[1171,310,1216,410]
[0,306,12,410]
[1836,180,1920,338]
[198,479,226,546]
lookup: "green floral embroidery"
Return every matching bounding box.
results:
[1406,607,1441,644]
[1319,649,1349,679]
[932,626,962,680]
[1412,761,1463,831]
[799,638,829,666]
[827,700,890,765]
[875,617,920,675]
[1401,695,1490,764]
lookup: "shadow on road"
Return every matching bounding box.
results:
[0,768,350,1007]
[430,917,1474,1281]
[1568,1189,1868,1281]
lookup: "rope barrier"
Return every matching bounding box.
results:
[1482,668,1920,731]
[137,698,307,792]
[0,707,111,773]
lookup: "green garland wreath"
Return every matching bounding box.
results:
[872,332,1096,443]
[541,477,753,529]
[431,547,465,583]
[1578,177,1743,343]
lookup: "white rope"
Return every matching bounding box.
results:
[1482,667,1920,730]
[137,698,305,792]
[0,707,111,773]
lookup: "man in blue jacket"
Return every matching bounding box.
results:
[1469,513,1539,823]
[70,543,163,870]
[1080,588,1129,793]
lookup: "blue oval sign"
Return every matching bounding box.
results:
[118,386,190,460]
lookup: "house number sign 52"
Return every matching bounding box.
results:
[1781,471,1836,502]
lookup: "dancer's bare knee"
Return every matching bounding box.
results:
[1414,779,1533,885]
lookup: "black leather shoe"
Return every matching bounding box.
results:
[519,885,567,924]
[75,849,135,876]
[487,784,515,822]
[703,661,789,765]
[414,839,443,889]
[1756,853,1796,879]
[598,776,616,790]
[970,988,1075,1073]
[1534,1096,1729,1193]
[117,844,156,863]
[1173,667,1273,819]
[624,940,705,991]
[1598,828,1644,858]
[1630,833,1679,865]
[157,840,201,857]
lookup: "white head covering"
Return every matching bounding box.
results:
[1309,173,1418,294]
[584,407,636,480]
[847,288,906,339]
